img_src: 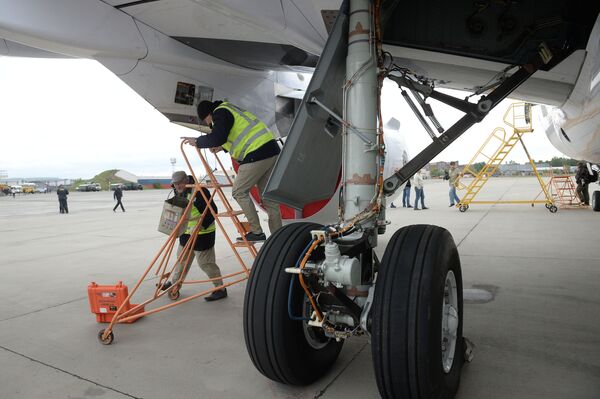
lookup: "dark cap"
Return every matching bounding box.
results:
[171,171,188,184]
[197,100,219,120]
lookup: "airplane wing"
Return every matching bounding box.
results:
[1,0,598,199]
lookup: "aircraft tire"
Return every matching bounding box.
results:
[372,224,464,399]
[593,191,600,212]
[243,222,343,385]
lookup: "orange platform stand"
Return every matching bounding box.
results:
[88,282,144,323]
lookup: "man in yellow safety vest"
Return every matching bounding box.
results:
[183,100,282,242]
[160,171,227,301]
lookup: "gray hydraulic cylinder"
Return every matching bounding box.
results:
[343,0,378,220]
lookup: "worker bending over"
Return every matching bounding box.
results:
[161,171,226,301]
[183,100,282,242]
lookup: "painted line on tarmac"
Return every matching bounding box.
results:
[0,297,87,323]
[313,341,369,398]
[0,345,141,399]
[456,181,516,248]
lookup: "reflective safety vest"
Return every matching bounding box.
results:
[215,102,275,162]
[185,193,216,235]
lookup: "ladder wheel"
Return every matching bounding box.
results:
[98,329,114,345]
[168,288,181,300]
[548,205,558,213]
[243,222,343,385]
[592,191,600,211]
[459,205,468,212]
[372,225,464,399]
[545,203,551,209]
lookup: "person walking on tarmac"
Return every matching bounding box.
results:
[412,170,428,210]
[448,161,462,207]
[402,179,412,208]
[57,184,69,214]
[161,171,227,301]
[183,100,282,242]
[113,185,125,212]
[575,162,591,205]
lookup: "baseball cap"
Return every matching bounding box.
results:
[171,171,188,184]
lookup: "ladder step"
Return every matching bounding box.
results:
[217,210,245,217]
[233,241,256,248]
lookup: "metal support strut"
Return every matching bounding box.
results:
[383,58,545,196]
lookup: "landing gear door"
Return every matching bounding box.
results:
[262,2,348,210]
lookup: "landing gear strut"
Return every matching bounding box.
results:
[243,0,553,395]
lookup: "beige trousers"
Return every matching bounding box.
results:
[232,155,282,235]
[171,244,223,287]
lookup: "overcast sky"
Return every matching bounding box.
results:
[0,57,564,179]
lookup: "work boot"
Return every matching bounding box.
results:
[422,206,429,210]
[390,203,397,208]
[237,232,266,242]
[205,288,227,302]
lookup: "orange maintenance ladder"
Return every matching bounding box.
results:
[97,140,257,345]
[536,174,583,209]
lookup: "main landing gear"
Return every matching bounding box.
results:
[243,223,467,398]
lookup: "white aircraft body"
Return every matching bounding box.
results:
[1,1,598,162]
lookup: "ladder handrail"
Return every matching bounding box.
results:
[457,103,554,209]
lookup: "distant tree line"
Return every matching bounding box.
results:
[539,157,580,167]
[430,157,579,177]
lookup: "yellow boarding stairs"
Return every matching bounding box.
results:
[456,102,556,213]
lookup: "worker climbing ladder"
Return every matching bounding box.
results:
[97,139,257,345]
[456,102,556,213]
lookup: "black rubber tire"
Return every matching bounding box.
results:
[549,205,558,213]
[593,191,600,212]
[459,205,468,212]
[243,222,343,385]
[98,329,114,345]
[372,224,464,399]
[168,289,180,300]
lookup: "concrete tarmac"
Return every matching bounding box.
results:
[1,177,599,399]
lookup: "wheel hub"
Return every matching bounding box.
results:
[441,270,458,373]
